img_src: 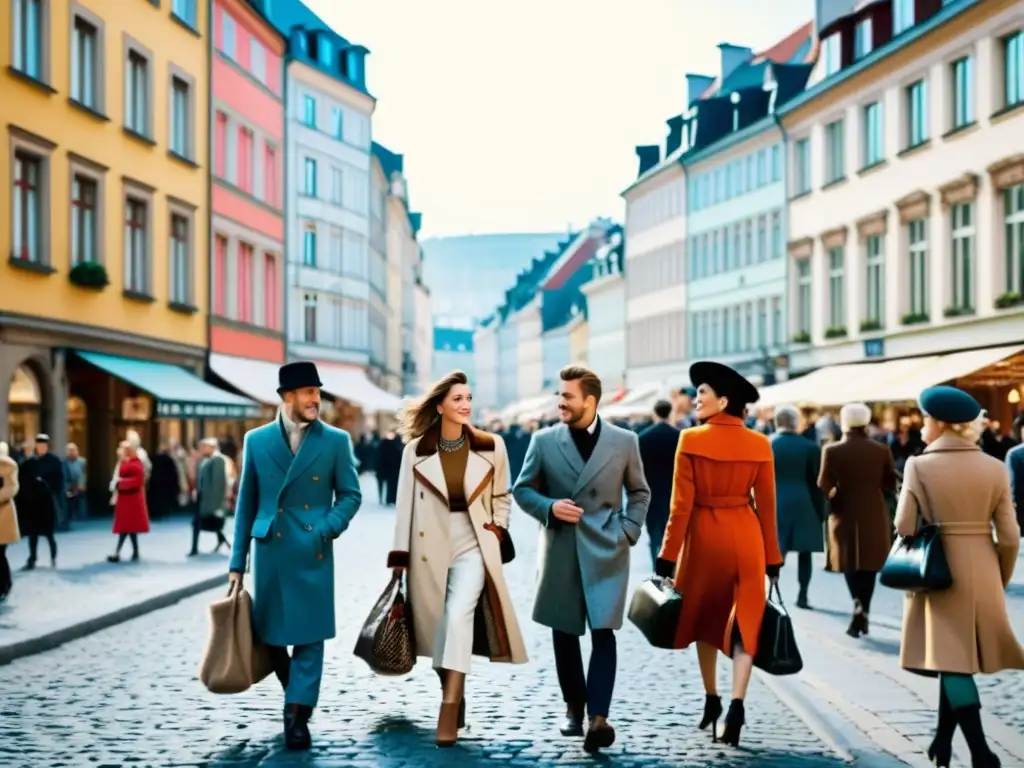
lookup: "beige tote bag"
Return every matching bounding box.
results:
[199,585,274,694]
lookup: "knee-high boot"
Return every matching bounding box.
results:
[927,685,955,766]
[954,704,1000,767]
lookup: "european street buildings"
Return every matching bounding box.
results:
[581,230,626,388]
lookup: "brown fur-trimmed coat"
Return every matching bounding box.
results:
[387,426,528,665]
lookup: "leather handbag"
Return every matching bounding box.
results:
[198,585,274,694]
[753,582,803,676]
[627,576,682,649]
[879,480,952,592]
[353,571,416,676]
[499,528,516,564]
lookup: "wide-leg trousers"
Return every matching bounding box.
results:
[433,512,485,674]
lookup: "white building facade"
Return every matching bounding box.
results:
[514,295,544,400]
[472,320,499,412]
[581,232,627,388]
[782,0,1024,381]
[496,316,519,409]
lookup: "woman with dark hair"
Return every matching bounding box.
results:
[386,370,528,747]
[656,361,782,747]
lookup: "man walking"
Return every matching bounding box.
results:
[17,435,64,569]
[637,400,679,567]
[513,365,650,754]
[228,361,362,751]
[63,443,87,521]
[190,438,230,555]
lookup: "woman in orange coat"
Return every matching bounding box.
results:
[656,362,782,747]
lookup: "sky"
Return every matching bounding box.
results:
[305,0,813,238]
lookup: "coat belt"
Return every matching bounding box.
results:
[694,494,751,508]
[936,521,993,536]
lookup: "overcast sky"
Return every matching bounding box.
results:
[305,0,813,237]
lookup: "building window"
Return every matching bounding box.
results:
[303,293,317,343]
[237,127,253,193]
[70,15,99,110]
[757,216,767,263]
[906,79,928,148]
[862,101,884,167]
[170,75,192,158]
[71,174,97,265]
[303,224,317,266]
[950,202,974,311]
[1005,183,1024,295]
[951,56,974,130]
[331,167,342,204]
[711,231,720,273]
[125,47,150,137]
[238,243,253,323]
[250,39,266,84]
[302,94,317,127]
[855,18,873,59]
[12,0,45,80]
[732,225,742,269]
[770,144,781,182]
[771,297,783,346]
[1004,31,1024,108]
[170,213,190,305]
[744,220,753,266]
[865,235,885,326]
[213,235,227,316]
[124,197,148,294]
[264,144,277,206]
[331,107,343,139]
[213,111,227,177]
[756,150,767,187]
[908,220,928,317]
[824,119,845,184]
[171,0,195,27]
[303,157,317,196]
[757,299,768,348]
[771,212,782,258]
[220,8,236,58]
[12,151,43,263]
[793,137,811,195]
[796,258,812,336]
[893,0,914,35]
[822,33,841,76]
[264,253,279,331]
[722,227,732,270]
[744,303,754,351]
[828,247,845,329]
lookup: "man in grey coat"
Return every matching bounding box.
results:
[190,437,229,555]
[513,364,650,754]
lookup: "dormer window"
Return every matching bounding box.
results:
[855,18,873,59]
[348,51,362,83]
[893,0,915,35]
[318,37,333,67]
[822,33,841,76]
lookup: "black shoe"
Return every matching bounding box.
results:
[955,704,1000,767]
[720,699,745,747]
[20,561,35,572]
[927,741,952,767]
[283,704,312,751]
[698,694,723,741]
[846,612,866,638]
[559,707,584,737]
[187,550,198,557]
[796,593,811,610]
[583,718,615,753]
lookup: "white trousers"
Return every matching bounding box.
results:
[433,512,485,674]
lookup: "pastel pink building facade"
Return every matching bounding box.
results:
[209,0,286,374]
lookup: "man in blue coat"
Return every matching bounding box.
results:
[228,361,362,751]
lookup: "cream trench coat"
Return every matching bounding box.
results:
[387,426,528,666]
[894,432,1024,676]
[0,453,20,544]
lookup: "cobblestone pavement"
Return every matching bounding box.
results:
[0,514,227,650]
[0,498,886,768]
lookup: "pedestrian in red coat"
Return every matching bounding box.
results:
[108,442,150,563]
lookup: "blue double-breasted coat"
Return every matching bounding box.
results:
[229,418,362,647]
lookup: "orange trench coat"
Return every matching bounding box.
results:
[659,413,782,655]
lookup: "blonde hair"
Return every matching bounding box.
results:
[395,370,469,444]
[940,413,987,443]
[126,429,141,448]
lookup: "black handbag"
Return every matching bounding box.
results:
[353,571,416,676]
[627,576,682,649]
[879,481,952,593]
[754,582,803,676]
[499,529,515,564]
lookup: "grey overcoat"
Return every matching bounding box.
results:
[513,420,651,635]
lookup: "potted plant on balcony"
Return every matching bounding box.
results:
[68,261,109,290]
[900,312,929,326]
[790,330,811,344]
[994,291,1023,310]
[859,319,882,333]
[824,326,848,339]
[943,305,973,318]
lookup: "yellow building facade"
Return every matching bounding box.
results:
[0,0,233,508]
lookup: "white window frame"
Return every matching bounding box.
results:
[855,18,873,60]
[862,101,884,167]
[893,0,915,35]
[828,246,845,329]
[1005,184,1024,294]
[796,258,812,335]
[950,56,974,130]
[822,33,841,76]
[303,94,317,128]
[302,222,317,267]
[907,220,928,317]
[865,235,885,325]
[1003,30,1024,109]
[950,201,975,310]
[793,137,811,195]
[303,157,317,196]
[906,79,929,148]
[824,118,844,184]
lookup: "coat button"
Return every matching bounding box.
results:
[304,504,310,509]
[421,555,427,562]
[276,532,282,538]
[277,507,283,513]
[418,531,424,537]
[304,524,312,531]
[312,476,319,481]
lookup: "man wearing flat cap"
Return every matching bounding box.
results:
[228,361,362,751]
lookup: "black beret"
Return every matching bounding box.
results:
[689,361,759,406]
[918,385,981,425]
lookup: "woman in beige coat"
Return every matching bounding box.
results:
[387,370,527,747]
[894,386,1023,768]
[0,441,21,601]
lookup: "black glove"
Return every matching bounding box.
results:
[655,558,676,579]
[766,563,781,580]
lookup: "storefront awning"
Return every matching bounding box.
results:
[501,393,557,422]
[318,366,402,412]
[758,357,941,408]
[859,345,1024,403]
[76,351,261,419]
[208,353,283,406]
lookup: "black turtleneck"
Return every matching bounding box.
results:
[569,417,601,463]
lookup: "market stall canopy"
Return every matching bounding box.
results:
[501,393,557,424]
[758,356,940,408]
[208,353,282,405]
[76,351,261,419]
[317,366,402,412]
[599,381,665,419]
[859,345,1024,403]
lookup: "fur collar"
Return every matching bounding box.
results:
[416,424,494,457]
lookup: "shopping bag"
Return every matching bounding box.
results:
[353,571,416,676]
[198,585,273,693]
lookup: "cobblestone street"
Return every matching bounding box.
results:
[1,489,1022,767]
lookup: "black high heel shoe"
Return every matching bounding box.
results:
[719,699,745,747]
[927,740,952,767]
[698,694,723,741]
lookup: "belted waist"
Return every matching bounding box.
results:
[695,494,751,508]
[936,521,993,536]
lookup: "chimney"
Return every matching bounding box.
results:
[685,74,716,106]
[665,115,684,156]
[718,43,753,81]
[635,145,661,176]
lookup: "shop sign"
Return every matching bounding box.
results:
[863,338,885,358]
[156,402,261,419]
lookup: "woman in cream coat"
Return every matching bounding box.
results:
[0,441,21,601]
[895,386,1023,768]
[387,370,527,747]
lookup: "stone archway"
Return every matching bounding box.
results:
[4,354,53,447]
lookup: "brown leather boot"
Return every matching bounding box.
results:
[436,702,460,747]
